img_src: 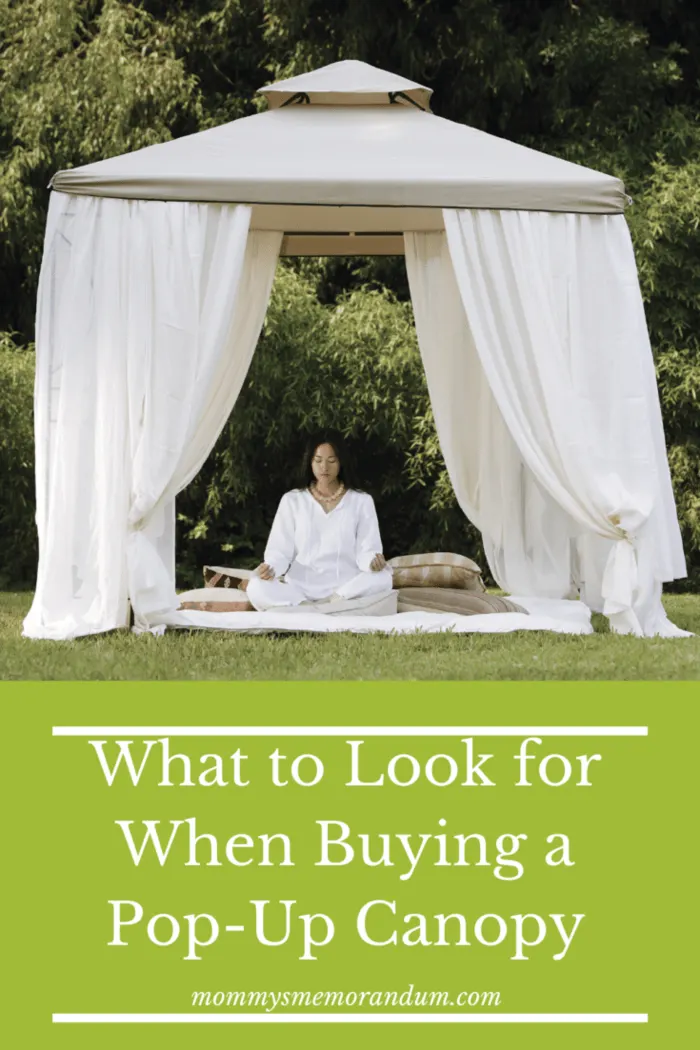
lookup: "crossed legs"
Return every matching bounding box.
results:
[247,568,393,612]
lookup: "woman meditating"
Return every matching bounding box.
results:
[246,431,393,612]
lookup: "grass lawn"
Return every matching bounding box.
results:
[1,591,699,680]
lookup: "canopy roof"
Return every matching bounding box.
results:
[50,59,627,250]
[258,59,433,109]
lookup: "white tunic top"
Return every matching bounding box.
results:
[264,488,385,599]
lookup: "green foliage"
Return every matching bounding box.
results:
[1,0,699,586]
[0,335,36,586]
[627,148,700,587]
[0,0,201,334]
[176,266,481,586]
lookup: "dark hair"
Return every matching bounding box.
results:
[296,430,362,490]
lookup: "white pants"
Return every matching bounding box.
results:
[247,568,393,612]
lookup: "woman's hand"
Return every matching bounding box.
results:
[370,553,387,572]
[255,563,275,581]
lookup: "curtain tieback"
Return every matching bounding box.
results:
[129,495,161,531]
[128,504,147,530]
[601,517,643,634]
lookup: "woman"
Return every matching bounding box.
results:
[246,431,393,612]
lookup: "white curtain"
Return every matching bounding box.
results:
[24,192,281,640]
[405,210,688,636]
[405,231,578,601]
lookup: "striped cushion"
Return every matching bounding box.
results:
[388,552,485,592]
[203,565,254,590]
[397,588,526,615]
[179,586,251,612]
[180,600,252,612]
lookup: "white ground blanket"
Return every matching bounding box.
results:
[156,596,593,636]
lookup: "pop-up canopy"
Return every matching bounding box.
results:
[26,61,688,641]
[50,60,627,256]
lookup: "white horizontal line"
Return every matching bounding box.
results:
[52,726,648,737]
[52,1013,648,1024]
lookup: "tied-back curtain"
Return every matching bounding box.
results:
[405,231,579,600]
[405,210,687,636]
[23,192,281,640]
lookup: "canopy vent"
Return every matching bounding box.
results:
[258,59,432,110]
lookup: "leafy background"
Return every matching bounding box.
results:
[1,0,698,588]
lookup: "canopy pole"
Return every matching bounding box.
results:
[280,91,311,107]
[389,90,427,112]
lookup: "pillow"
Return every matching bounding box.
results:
[396,588,526,615]
[203,565,254,590]
[179,586,252,612]
[388,552,485,592]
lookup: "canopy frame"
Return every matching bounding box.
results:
[22,61,689,641]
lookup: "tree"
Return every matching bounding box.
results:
[1,0,699,585]
[0,0,201,336]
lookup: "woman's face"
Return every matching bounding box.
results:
[311,443,341,485]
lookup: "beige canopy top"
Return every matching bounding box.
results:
[258,59,433,109]
[49,60,627,255]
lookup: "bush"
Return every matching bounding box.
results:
[175,265,483,587]
[0,277,484,594]
[2,261,699,592]
[0,334,36,587]
[628,152,700,591]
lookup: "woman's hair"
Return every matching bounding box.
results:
[296,430,362,490]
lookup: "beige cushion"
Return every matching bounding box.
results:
[203,565,253,590]
[396,587,526,615]
[388,552,485,592]
[179,586,251,612]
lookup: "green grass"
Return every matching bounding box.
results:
[1,592,699,680]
